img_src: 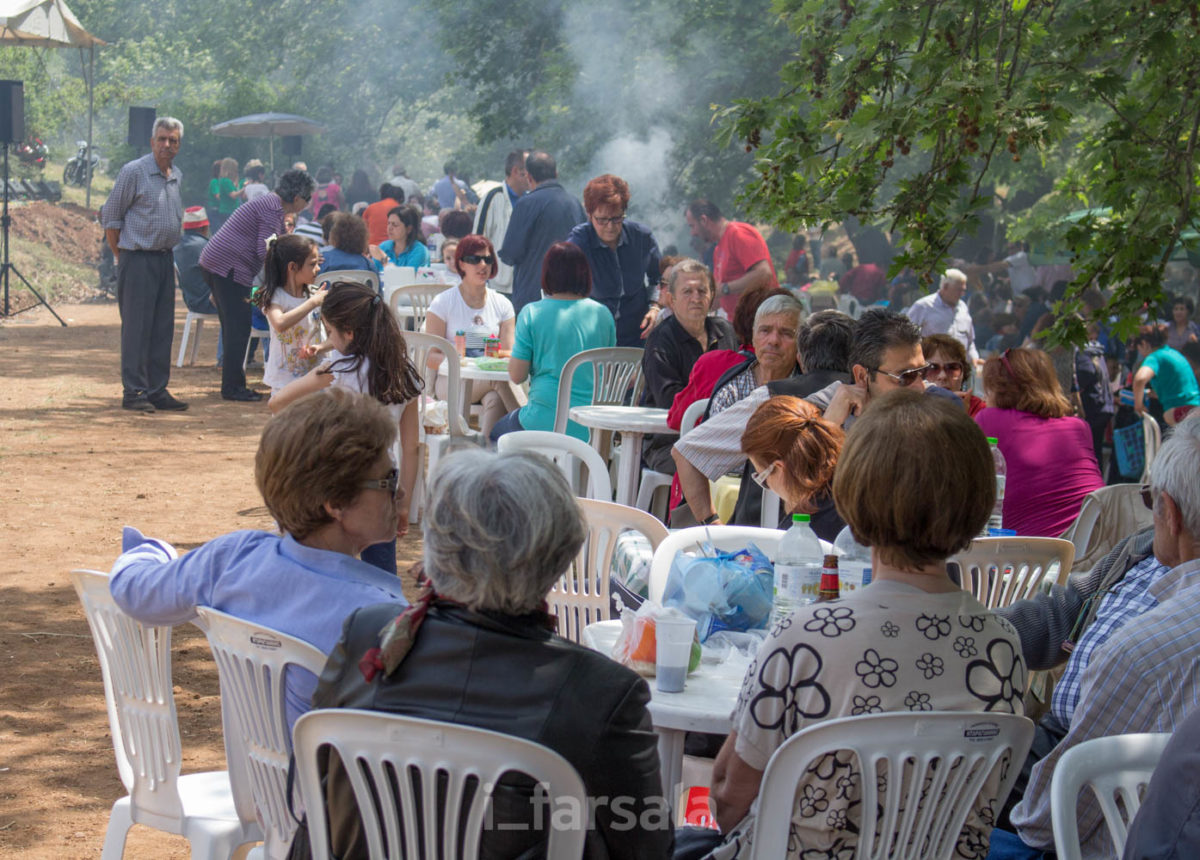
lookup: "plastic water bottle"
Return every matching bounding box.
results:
[833,526,872,594]
[772,513,824,623]
[987,437,1006,534]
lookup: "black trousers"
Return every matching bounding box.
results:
[208,270,253,395]
[117,249,176,398]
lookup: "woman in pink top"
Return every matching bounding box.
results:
[975,348,1103,536]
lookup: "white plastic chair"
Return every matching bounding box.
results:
[634,397,709,521]
[749,712,1035,860]
[70,569,260,860]
[1050,732,1171,860]
[950,537,1075,610]
[319,269,379,292]
[382,265,421,289]
[243,329,271,371]
[497,430,612,501]
[387,282,451,331]
[405,332,480,522]
[194,608,329,860]
[1141,412,1162,482]
[176,310,220,366]
[292,710,589,860]
[648,525,786,603]
[549,498,670,643]
[552,347,645,440]
[1060,484,1153,573]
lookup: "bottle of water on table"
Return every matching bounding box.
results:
[772,513,823,624]
[833,525,872,594]
[986,437,1006,534]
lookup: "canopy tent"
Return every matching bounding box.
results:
[0,0,105,207]
[211,113,326,176]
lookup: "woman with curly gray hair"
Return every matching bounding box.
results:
[307,447,671,859]
[200,168,316,401]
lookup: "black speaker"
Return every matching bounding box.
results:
[282,135,302,156]
[128,107,157,145]
[0,81,24,145]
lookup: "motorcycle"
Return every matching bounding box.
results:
[63,140,100,187]
[16,136,47,171]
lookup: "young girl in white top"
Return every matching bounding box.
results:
[269,281,423,575]
[257,234,327,394]
[424,233,519,438]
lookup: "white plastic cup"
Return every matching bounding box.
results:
[655,615,697,693]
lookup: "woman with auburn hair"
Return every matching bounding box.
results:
[977,347,1103,536]
[566,172,663,347]
[923,333,986,417]
[689,390,1026,860]
[739,395,844,534]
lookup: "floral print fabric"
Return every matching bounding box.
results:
[712,580,1026,860]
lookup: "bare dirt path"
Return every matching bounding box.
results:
[0,298,421,858]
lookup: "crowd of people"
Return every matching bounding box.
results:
[97,121,1200,858]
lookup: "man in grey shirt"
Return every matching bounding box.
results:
[100,116,187,413]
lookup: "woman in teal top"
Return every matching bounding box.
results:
[216,157,246,220]
[491,242,617,442]
[206,160,222,228]
[1133,322,1200,426]
[369,204,430,268]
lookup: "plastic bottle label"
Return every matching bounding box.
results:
[995,475,1006,500]
[774,563,804,604]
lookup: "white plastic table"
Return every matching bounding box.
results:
[436,356,520,420]
[583,619,748,809]
[568,405,677,506]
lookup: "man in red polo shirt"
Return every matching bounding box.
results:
[685,198,778,317]
[362,181,405,246]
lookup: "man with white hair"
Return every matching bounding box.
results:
[999,412,1200,858]
[904,267,979,362]
[101,116,187,413]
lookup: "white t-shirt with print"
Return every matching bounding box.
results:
[263,289,323,391]
[709,580,1026,860]
[426,285,514,354]
[326,352,408,465]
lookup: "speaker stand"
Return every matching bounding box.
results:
[1,141,67,325]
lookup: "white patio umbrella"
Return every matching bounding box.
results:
[0,0,105,207]
[210,112,326,176]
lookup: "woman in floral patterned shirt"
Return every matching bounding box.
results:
[691,389,1026,860]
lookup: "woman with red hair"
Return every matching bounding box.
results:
[567,173,663,347]
[424,234,519,438]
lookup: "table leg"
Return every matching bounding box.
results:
[656,726,686,820]
[616,430,643,507]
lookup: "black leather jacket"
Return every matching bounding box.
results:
[309,600,673,859]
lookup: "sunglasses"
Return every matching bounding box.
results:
[460,254,494,266]
[927,361,964,376]
[1140,484,1155,510]
[873,364,931,387]
[751,461,777,489]
[361,467,400,498]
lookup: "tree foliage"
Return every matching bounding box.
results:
[723,0,1200,342]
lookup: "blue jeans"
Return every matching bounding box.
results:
[488,408,524,443]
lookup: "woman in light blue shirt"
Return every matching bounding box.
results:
[369,203,430,268]
[490,242,616,441]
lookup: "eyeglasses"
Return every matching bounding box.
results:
[927,361,964,376]
[593,215,625,226]
[751,462,777,489]
[460,253,494,265]
[872,364,931,387]
[361,468,400,498]
[1140,484,1156,510]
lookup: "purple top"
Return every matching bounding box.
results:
[199,192,285,286]
[975,408,1104,537]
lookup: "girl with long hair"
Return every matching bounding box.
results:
[254,234,326,394]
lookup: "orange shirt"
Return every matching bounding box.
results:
[362,197,401,246]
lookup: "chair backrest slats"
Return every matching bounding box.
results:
[553,347,645,439]
[950,537,1074,610]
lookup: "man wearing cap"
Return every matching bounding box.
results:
[173,207,222,366]
[100,116,188,413]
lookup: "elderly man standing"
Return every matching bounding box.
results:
[995,412,1200,859]
[905,267,980,362]
[473,150,528,295]
[101,117,187,413]
[685,199,779,318]
[499,150,586,315]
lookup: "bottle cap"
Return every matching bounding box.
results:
[793,514,811,523]
[986,437,999,445]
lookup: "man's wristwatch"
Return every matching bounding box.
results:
[720,282,731,296]
[700,513,719,525]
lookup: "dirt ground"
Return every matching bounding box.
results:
[0,298,423,857]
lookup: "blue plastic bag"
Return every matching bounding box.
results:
[662,542,774,641]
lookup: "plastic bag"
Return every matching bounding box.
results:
[662,541,774,642]
[612,602,701,677]
[422,396,449,434]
